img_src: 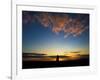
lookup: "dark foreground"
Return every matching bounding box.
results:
[22,58,89,69]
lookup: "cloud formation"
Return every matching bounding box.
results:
[70,51,81,53]
[23,11,89,38]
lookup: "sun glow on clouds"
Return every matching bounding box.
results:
[23,12,89,38]
[23,49,88,61]
[22,11,89,57]
[32,48,88,56]
[32,48,66,56]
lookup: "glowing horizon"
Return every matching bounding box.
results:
[22,11,89,58]
[23,48,89,56]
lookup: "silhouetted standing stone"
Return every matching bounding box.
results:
[56,55,59,62]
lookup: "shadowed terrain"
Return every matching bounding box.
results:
[22,53,89,69]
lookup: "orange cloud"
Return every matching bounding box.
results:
[35,13,50,27]
[50,15,70,34]
[23,12,89,38]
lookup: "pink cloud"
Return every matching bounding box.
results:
[23,12,88,38]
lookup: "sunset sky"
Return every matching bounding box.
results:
[22,11,89,56]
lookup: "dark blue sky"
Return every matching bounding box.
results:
[22,11,89,55]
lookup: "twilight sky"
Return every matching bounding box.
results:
[22,11,89,56]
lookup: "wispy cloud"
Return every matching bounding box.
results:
[70,51,81,53]
[23,12,89,38]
